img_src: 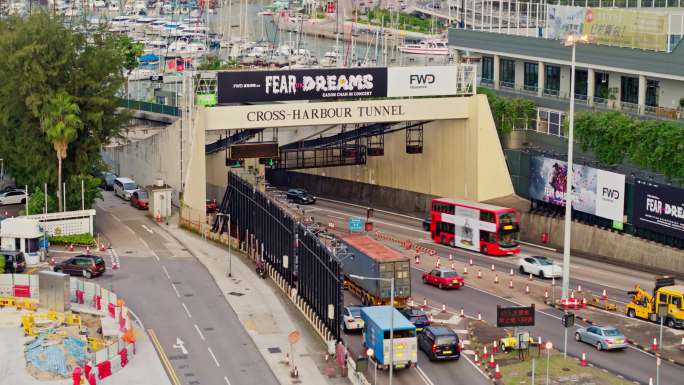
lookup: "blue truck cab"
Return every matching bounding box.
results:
[361,306,418,369]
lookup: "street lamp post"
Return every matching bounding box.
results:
[349,274,395,385]
[216,213,232,277]
[561,34,588,299]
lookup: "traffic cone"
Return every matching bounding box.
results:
[577,285,582,293]
[494,274,499,284]
[460,307,465,317]
[463,266,468,275]
[601,289,608,300]
[581,352,587,366]
[529,273,533,281]
[492,340,498,353]
[422,298,427,310]
[652,337,658,351]
[488,354,495,368]
[477,312,482,321]
[451,262,455,270]
[509,268,514,276]
[469,258,473,266]
[99,242,106,252]
[581,297,587,309]
[544,290,549,301]
[436,257,441,268]
[570,291,575,300]
[474,353,479,364]
[509,279,514,289]
[490,264,495,271]
[441,304,446,313]
[649,378,654,385]
[477,270,482,279]
[449,254,453,261]
[552,277,556,286]
[525,285,530,294]
[49,257,56,267]
[482,345,488,360]
[415,255,420,265]
[86,246,91,254]
[69,244,74,252]
[495,364,502,379]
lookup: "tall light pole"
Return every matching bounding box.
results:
[349,274,395,385]
[216,212,232,277]
[560,33,588,299]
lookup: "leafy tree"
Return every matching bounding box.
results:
[479,87,536,134]
[41,90,83,212]
[0,12,128,212]
[116,35,143,98]
[24,189,58,215]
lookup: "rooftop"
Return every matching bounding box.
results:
[361,306,415,331]
[341,234,407,262]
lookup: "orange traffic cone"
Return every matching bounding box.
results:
[529,273,533,281]
[488,354,495,368]
[495,364,502,379]
[490,264,495,271]
[652,337,658,351]
[69,244,74,252]
[581,352,587,366]
[469,258,473,266]
[492,340,498,353]
[460,307,465,317]
[463,266,468,275]
[525,285,530,294]
[601,289,608,300]
[482,345,488,360]
[477,312,482,321]
[441,304,446,313]
[449,254,453,261]
[477,270,482,279]
[509,268,514,276]
[509,279,514,289]
[494,274,499,284]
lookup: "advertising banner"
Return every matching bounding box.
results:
[387,66,459,97]
[528,156,625,222]
[547,6,586,40]
[583,8,668,52]
[633,179,684,240]
[217,68,388,103]
[443,206,481,252]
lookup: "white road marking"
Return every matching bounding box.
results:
[327,214,345,220]
[223,376,232,385]
[182,303,192,318]
[171,283,180,298]
[141,224,154,234]
[151,250,160,262]
[162,266,171,280]
[111,214,122,223]
[415,364,436,385]
[172,337,188,355]
[139,237,149,248]
[207,347,221,367]
[125,226,135,235]
[194,324,205,341]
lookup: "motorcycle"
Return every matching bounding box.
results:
[256,260,267,279]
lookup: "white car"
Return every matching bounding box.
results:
[517,256,562,279]
[342,306,364,333]
[0,189,27,206]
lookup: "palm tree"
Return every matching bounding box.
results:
[41,90,82,212]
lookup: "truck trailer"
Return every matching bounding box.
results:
[337,234,411,307]
[361,306,417,369]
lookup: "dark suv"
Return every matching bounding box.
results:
[400,308,431,332]
[2,251,27,273]
[54,255,106,279]
[286,188,316,205]
[418,326,460,361]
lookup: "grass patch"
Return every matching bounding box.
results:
[497,350,629,385]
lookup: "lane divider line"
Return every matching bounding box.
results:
[162,266,171,280]
[148,329,182,385]
[182,303,192,319]
[224,376,232,385]
[194,324,205,341]
[208,347,221,367]
[171,283,180,298]
[414,364,436,385]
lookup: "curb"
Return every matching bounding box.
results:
[546,301,684,368]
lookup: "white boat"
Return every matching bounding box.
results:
[398,39,449,56]
[319,50,339,67]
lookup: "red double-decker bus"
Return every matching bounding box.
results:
[429,198,521,256]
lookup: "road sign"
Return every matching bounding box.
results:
[349,217,363,232]
[496,304,535,327]
[172,337,188,355]
[288,330,301,344]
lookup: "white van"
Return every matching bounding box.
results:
[113,177,138,200]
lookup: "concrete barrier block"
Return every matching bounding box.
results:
[95,348,108,364]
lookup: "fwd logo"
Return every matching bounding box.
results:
[602,187,620,200]
[409,74,436,85]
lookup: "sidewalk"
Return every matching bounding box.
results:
[154,215,349,385]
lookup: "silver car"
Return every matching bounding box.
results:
[575,326,627,350]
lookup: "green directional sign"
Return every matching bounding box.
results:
[226,158,244,168]
[259,158,277,167]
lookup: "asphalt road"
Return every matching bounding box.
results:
[94,191,278,385]
[301,197,683,385]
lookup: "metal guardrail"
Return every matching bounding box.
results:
[118,99,180,117]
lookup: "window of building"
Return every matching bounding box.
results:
[523,62,538,91]
[594,72,610,101]
[481,56,494,83]
[646,79,659,107]
[620,76,639,104]
[536,108,564,137]
[500,59,515,88]
[544,65,560,95]
[575,69,588,100]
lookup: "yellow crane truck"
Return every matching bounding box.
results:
[626,276,684,329]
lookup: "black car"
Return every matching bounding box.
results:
[286,188,316,205]
[400,308,431,332]
[1,251,27,273]
[54,255,106,279]
[418,326,460,361]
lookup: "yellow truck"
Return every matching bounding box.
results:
[626,276,684,329]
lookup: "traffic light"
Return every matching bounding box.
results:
[562,313,575,328]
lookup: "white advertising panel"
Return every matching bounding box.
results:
[595,170,625,222]
[443,206,481,252]
[387,66,459,97]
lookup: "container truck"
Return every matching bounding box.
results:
[361,306,417,369]
[337,234,411,307]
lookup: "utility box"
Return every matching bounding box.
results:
[38,270,70,312]
[147,179,173,220]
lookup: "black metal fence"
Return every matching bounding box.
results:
[214,172,344,341]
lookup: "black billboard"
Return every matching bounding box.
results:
[217,68,388,103]
[633,179,684,240]
[496,304,535,327]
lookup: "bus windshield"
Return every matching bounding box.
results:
[498,212,519,248]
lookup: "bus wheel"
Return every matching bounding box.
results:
[449,239,455,247]
[481,245,488,254]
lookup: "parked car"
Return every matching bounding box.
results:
[206,199,218,214]
[418,326,460,361]
[400,308,431,332]
[1,250,26,273]
[0,189,27,206]
[575,326,627,351]
[286,188,316,204]
[342,305,364,333]
[422,218,431,231]
[422,268,464,289]
[130,190,149,210]
[113,177,138,200]
[53,255,106,279]
[517,256,562,279]
[99,172,117,191]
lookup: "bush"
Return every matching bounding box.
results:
[49,233,96,246]
[0,256,5,274]
[478,87,536,134]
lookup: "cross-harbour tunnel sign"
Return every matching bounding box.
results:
[203,97,469,130]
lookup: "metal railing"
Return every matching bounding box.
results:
[118,99,180,117]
